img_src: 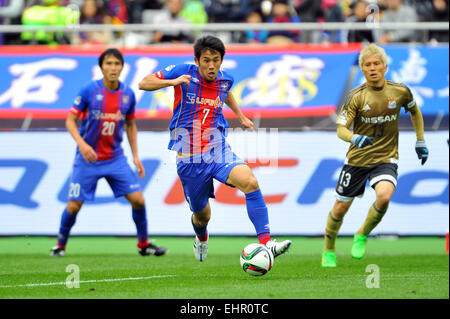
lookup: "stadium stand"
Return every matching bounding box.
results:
[0,0,448,131]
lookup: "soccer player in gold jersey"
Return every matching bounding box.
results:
[321,44,429,267]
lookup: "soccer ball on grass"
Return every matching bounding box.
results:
[240,243,274,276]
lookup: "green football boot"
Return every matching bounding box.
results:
[351,234,368,259]
[321,250,337,267]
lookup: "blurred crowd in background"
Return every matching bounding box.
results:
[0,0,448,46]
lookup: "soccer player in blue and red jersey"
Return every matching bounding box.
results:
[139,35,292,261]
[50,48,167,257]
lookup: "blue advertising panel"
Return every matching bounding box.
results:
[0,44,362,119]
[0,131,448,235]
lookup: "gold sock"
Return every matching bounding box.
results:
[357,203,387,236]
[324,211,343,251]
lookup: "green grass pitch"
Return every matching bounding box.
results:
[0,236,448,299]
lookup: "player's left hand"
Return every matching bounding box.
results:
[239,115,254,130]
[134,158,145,178]
[415,140,429,165]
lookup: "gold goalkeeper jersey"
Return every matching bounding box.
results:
[336,80,416,167]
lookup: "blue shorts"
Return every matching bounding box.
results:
[68,154,141,201]
[176,144,246,212]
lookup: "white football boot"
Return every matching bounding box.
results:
[50,246,65,257]
[193,234,209,262]
[266,239,292,258]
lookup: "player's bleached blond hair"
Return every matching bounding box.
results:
[358,44,388,69]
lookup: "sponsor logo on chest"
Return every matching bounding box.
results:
[91,110,125,121]
[361,114,398,124]
[186,94,223,108]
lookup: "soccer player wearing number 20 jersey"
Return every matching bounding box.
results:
[50,49,167,257]
[139,35,291,261]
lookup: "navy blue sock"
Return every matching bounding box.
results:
[57,208,77,249]
[132,207,148,248]
[245,189,271,245]
[191,214,208,241]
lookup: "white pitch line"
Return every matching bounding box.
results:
[0,275,176,288]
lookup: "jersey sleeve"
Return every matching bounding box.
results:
[154,64,191,80]
[336,90,359,128]
[70,85,89,117]
[227,73,234,91]
[126,90,136,121]
[402,84,416,112]
[219,70,234,95]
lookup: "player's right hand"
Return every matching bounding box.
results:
[351,134,374,148]
[239,115,255,130]
[173,75,191,89]
[134,158,145,179]
[79,143,97,162]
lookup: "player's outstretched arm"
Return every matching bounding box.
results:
[409,104,428,165]
[138,74,191,91]
[66,112,97,162]
[225,92,254,130]
[125,119,145,178]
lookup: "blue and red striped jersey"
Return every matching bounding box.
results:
[154,64,234,153]
[70,79,136,161]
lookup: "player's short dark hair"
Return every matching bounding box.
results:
[194,35,225,61]
[98,48,124,67]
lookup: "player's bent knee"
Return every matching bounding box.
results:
[194,210,211,226]
[130,197,146,210]
[67,201,83,215]
[131,201,145,210]
[126,192,146,209]
[376,193,392,209]
[332,210,346,220]
[248,177,259,192]
[332,201,351,219]
[376,198,390,211]
[242,176,259,193]
[379,196,391,207]
[195,214,210,225]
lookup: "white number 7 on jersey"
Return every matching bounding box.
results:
[202,108,210,125]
